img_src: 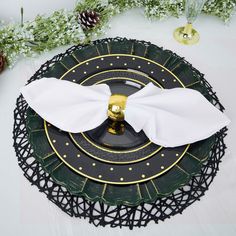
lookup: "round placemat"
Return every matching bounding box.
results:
[13,37,227,228]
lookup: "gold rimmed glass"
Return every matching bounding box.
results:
[174,0,207,45]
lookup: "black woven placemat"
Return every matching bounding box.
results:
[13,38,227,229]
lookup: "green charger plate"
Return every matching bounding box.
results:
[26,38,216,206]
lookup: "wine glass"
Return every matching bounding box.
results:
[173,0,207,45]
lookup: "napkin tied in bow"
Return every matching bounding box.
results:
[21,78,230,147]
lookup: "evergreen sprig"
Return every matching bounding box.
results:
[0,0,235,69]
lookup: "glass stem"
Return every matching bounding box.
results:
[183,23,193,35]
[20,7,24,27]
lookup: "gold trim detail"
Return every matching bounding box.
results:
[137,184,142,199]
[59,54,185,87]
[69,133,162,164]
[59,61,69,70]
[80,132,153,154]
[44,120,190,185]
[42,53,190,184]
[42,152,55,160]
[144,183,152,199]
[151,180,160,194]
[79,69,163,88]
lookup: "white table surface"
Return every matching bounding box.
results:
[0,1,236,236]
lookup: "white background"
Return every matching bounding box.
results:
[0,1,236,236]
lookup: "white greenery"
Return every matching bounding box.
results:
[0,0,235,68]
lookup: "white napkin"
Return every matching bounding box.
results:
[21,77,230,147]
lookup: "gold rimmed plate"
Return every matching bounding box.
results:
[26,38,215,206]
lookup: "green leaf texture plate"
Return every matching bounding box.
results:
[26,38,216,206]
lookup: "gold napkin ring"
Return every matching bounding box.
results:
[107,94,127,121]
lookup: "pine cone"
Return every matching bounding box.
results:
[0,53,5,73]
[78,10,100,30]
